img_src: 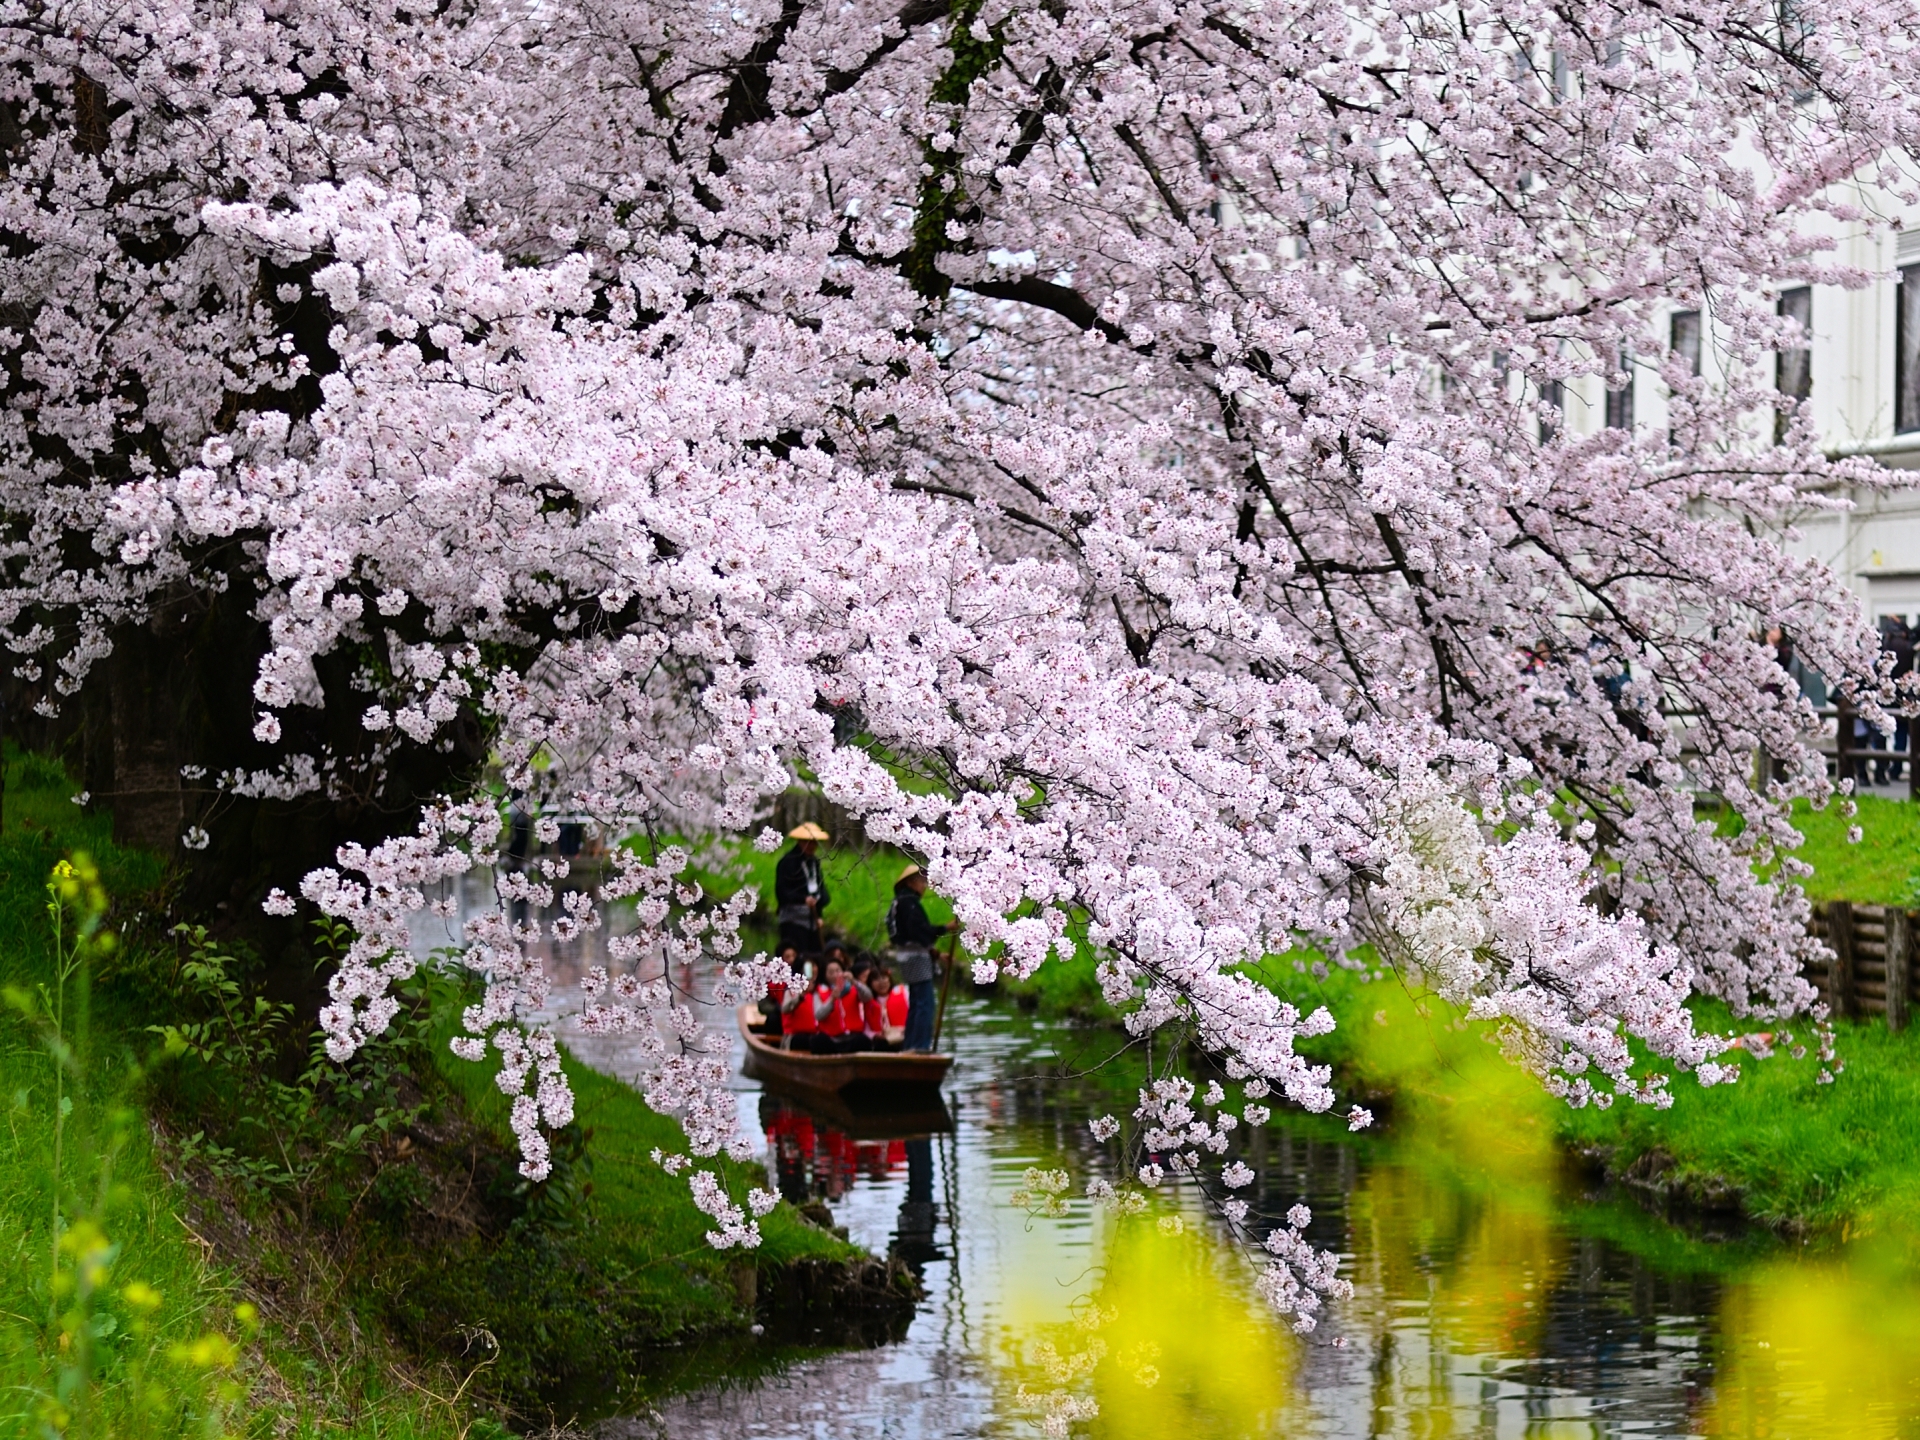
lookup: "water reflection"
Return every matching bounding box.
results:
[1705,1246,1920,1438]
[599,998,1746,1440]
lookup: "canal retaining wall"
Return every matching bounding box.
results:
[1808,901,1913,1029]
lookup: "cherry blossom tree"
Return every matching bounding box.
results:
[5,0,1918,1303]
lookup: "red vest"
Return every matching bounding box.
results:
[839,988,866,1034]
[810,983,848,1036]
[885,987,908,1027]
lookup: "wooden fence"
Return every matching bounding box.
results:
[1821,702,1920,799]
[1808,901,1913,1030]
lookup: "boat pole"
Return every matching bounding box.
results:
[931,926,961,1052]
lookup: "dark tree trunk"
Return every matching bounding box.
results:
[105,612,187,853]
[15,562,491,1013]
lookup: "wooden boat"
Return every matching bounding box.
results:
[735,1004,954,1102]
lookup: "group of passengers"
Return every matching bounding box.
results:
[755,822,957,1054]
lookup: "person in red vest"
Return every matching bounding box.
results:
[791,957,873,1053]
[755,945,803,1036]
[779,953,820,1048]
[859,965,908,1050]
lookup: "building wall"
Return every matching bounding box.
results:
[1557,223,1920,628]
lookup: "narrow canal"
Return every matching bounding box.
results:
[585,988,1920,1439]
[416,872,1920,1437]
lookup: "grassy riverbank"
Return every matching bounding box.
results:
[1779,793,1920,904]
[0,751,854,1433]
[996,935,1920,1243]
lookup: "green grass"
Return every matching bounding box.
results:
[0,750,855,1432]
[1555,1003,1920,1240]
[1787,793,1920,904]
[0,753,471,1437]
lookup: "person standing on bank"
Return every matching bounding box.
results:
[887,864,958,1053]
[775,822,831,955]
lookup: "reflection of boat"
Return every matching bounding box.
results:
[760,1085,953,1140]
[736,1004,955,1106]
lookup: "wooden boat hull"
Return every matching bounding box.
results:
[736,1004,954,1101]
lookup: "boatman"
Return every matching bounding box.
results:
[886,864,958,1053]
[774,822,831,956]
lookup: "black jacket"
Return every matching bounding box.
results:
[774,847,828,914]
[886,887,942,948]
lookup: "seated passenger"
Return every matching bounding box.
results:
[883,968,909,1032]
[862,966,908,1051]
[791,958,873,1054]
[779,955,820,1049]
[755,945,802,1035]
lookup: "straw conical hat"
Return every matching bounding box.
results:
[787,822,830,842]
[895,863,924,885]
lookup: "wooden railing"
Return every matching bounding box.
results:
[1816,701,1920,799]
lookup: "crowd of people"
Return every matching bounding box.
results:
[753,824,959,1054]
[1769,619,1916,787]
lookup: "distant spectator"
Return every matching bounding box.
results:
[1878,616,1914,785]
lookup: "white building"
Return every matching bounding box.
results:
[1558,228,1920,631]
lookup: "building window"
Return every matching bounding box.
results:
[1897,265,1920,433]
[1540,378,1564,442]
[1605,348,1634,430]
[1776,287,1811,443]
[1671,309,1702,377]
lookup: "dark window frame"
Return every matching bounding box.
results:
[1776,287,1812,443]
[1898,265,1920,434]
[1670,309,1702,378]
[1604,347,1634,430]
